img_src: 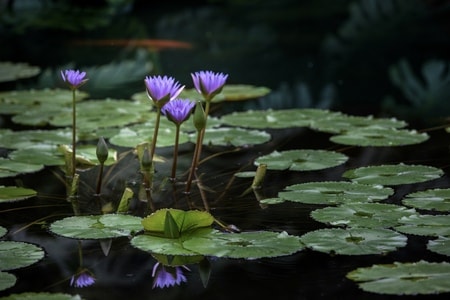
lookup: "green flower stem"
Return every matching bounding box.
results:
[95,161,105,195]
[185,128,203,194]
[71,88,77,179]
[195,99,212,166]
[170,124,181,180]
[150,108,162,161]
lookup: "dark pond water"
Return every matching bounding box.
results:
[1,0,450,299]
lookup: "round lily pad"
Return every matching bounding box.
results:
[278,181,394,205]
[0,271,17,292]
[0,241,45,271]
[427,236,450,256]
[0,186,37,203]
[330,127,429,147]
[346,260,450,295]
[342,163,444,186]
[254,149,348,171]
[300,228,407,255]
[197,127,271,147]
[310,203,418,228]
[394,214,450,237]
[49,214,143,239]
[183,230,303,259]
[402,188,450,212]
[0,292,82,300]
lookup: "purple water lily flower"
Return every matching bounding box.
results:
[191,70,228,101]
[152,262,189,289]
[144,75,185,109]
[161,98,195,125]
[61,69,88,90]
[70,269,95,288]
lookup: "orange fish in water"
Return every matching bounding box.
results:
[71,39,194,51]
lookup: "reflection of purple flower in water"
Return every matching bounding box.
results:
[152,262,189,289]
[70,268,96,288]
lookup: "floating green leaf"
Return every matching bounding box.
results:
[300,228,407,255]
[220,108,340,129]
[0,62,40,83]
[402,188,450,212]
[330,127,429,147]
[310,114,407,134]
[427,236,450,256]
[278,181,393,205]
[347,261,450,295]
[0,129,71,150]
[342,164,444,185]
[182,230,303,259]
[311,203,418,228]
[255,149,348,171]
[0,186,37,203]
[180,84,271,103]
[8,145,65,166]
[0,227,6,238]
[0,158,44,178]
[197,127,271,147]
[0,271,16,292]
[394,214,450,237]
[49,214,143,239]
[0,241,45,271]
[0,292,82,300]
[141,208,214,236]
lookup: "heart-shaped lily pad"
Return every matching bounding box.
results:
[49,214,143,239]
[347,260,450,295]
[0,241,45,271]
[394,214,450,237]
[300,228,407,255]
[342,163,444,185]
[254,149,348,171]
[402,188,450,212]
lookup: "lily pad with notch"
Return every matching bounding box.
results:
[254,149,348,171]
[278,181,394,205]
[402,188,450,212]
[300,228,407,255]
[342,163,444,186]
[311,203,418,228]
[346,260,450,295]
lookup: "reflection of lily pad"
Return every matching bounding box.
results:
[310,114,407,134]
[330,127,429,147]
[394,214,450,237]
[311,203,417,228]
[0,62,40,83]
[0,271,16,292]
[255,149,348,171]
[0,292,82,300]
[49,214,143,239]
[0,158,44,178]
[183,230,303,259]
[342,164,444,185]
[427,236,450,256]
[347,260,450,295]
[0,186,37,203]
[300,228,407,255]
[220,108,340,129]
[197,127,271,147]
[0,241,45,271]
[278,181,393,205]
[402,188,450,212]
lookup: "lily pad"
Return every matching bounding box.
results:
[342,164,444,185]
[0,129,71,150]
[0,227,6,238]
[49,214,143,239]
[0,241,45,271]
[0,186,37,203]
[330,127,429,147]
[278,181,394,205]
[394,214,450,237]
[179,84,271,103]
[0,62,40,83]
[300,228,407,255]
[0,271,16,292]
[0,292,82,300]
[183,230,303,259]
[346,260,450,295]
[254,149,348,171]
[310,203,418,228]
[310,114,408,134]
[8,145,65,166]
[197,127,271,147]
[402,188,450,212]
[0,158,44,178]
[220,108,340,129]
[427,236,450,256]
